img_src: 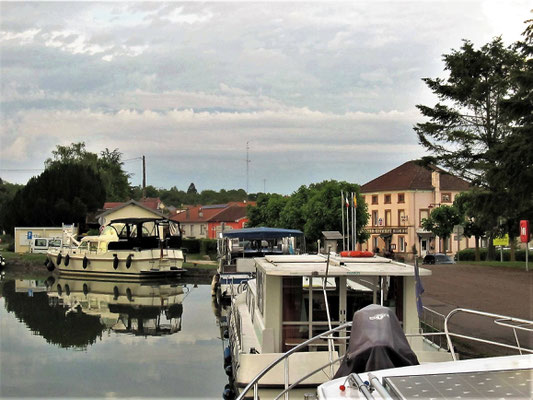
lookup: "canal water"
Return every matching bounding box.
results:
[0,275,229,399]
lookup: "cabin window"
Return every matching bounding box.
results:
[281,276,340,352]
[257,270,264,316]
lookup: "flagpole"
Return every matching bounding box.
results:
[346,194,350,251]
[354,193,357,251]
[352,192,356,251]
[341,190,345,251]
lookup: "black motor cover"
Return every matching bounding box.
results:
[333,304,419,378]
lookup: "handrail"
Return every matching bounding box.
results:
[443,308,533,361]
[236,322,352,400]
[236,307,533,400]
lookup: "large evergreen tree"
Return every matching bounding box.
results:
[2,163,106,233]
[415,37,523,186]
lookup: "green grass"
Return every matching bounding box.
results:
[2,251,47,263]
[457,260,531,270]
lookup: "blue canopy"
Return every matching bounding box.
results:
[222,227,303,240]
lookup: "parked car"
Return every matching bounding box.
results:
[422,253,456,265]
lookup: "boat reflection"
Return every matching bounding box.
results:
[45,277,187,337]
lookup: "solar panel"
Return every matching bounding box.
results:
[384,369,532,399]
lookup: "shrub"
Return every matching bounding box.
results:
[457,248,532,261]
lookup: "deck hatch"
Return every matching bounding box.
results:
[383,368,532,399]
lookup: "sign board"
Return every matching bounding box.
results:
[27,231,32,240]
[453,225,464,235]
[365,227,408,235]
[493,234,509,246]
[520,220,530,243]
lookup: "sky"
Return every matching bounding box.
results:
[0,1,529,195]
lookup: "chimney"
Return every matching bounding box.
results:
[432,170,441,205]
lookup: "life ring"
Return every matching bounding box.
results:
[126,254,133,269]
[113,254,119,270]
[56,253,62,265]
[340,250,374,258]
[64,254,70,266]
[83,256,88,269]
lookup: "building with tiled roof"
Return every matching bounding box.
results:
[360,160,474,259]
[96,199,166,226]
[172,202,253,239]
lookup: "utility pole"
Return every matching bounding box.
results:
[246,142,251,194]
[142,155,146,199]
[263,178,266,193]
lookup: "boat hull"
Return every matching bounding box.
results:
[47,248,185,278]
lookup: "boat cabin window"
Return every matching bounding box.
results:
[281,275,403,352]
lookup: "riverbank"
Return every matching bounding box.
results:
[0,251,217,280]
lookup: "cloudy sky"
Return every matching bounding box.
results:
[0,1,529,195]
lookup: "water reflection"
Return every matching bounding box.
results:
[1,275,228,399]
[47,277,185,338]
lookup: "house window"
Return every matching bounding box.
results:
[372,210,379,226]
[373,236,380,252]
[398,193,405,203]
[398,209,406,226]
[399,236,406,252]
[419,209,430,227]
[385,210,392,227]
[372,195,378,205]
[384,194,391,204]
[441,193,452,203]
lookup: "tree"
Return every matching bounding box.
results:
[421,205,461,254]
[2,163,106,233]
[415,38,524,259]
[414,38,524,188]
[46,143,130,201]
[454,192,489,261]
[187,183,198,195]
[247,180,369,245]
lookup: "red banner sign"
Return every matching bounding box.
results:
[520,220,530,243]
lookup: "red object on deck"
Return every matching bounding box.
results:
[340,250,374,258]
[520,220,530,243]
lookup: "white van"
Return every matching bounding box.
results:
[30,238,63,253]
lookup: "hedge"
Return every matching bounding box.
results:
[457,248,532,262]
[181,238,217,255]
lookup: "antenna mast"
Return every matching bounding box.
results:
[246,142,251,194]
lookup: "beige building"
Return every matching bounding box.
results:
[96,199,166,226]
[360,161,474,260]
[14,224,78,253]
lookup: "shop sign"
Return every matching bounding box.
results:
[520,220,530,243]
[365,227,408,234]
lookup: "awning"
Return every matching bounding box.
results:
[222,227,304,240]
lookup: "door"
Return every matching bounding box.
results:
[420,239,428,257]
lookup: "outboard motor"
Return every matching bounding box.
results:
[334,304,419,378]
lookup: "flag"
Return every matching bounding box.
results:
[345,196,349,207]
[414,258,425,318]
[353,195,357,207]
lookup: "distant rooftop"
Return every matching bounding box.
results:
[361,161,470,193]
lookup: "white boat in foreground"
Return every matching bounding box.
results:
[46,218,185,278]
[317,354,532,399]
[228,253,533,400]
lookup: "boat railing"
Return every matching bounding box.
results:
[235,307,533,400]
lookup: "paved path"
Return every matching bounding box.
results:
[420,264,532,357]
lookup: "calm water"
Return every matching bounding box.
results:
[0,275,229,399]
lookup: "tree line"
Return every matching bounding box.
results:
[0,143,254,234]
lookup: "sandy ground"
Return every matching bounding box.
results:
[420,263,533,357]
